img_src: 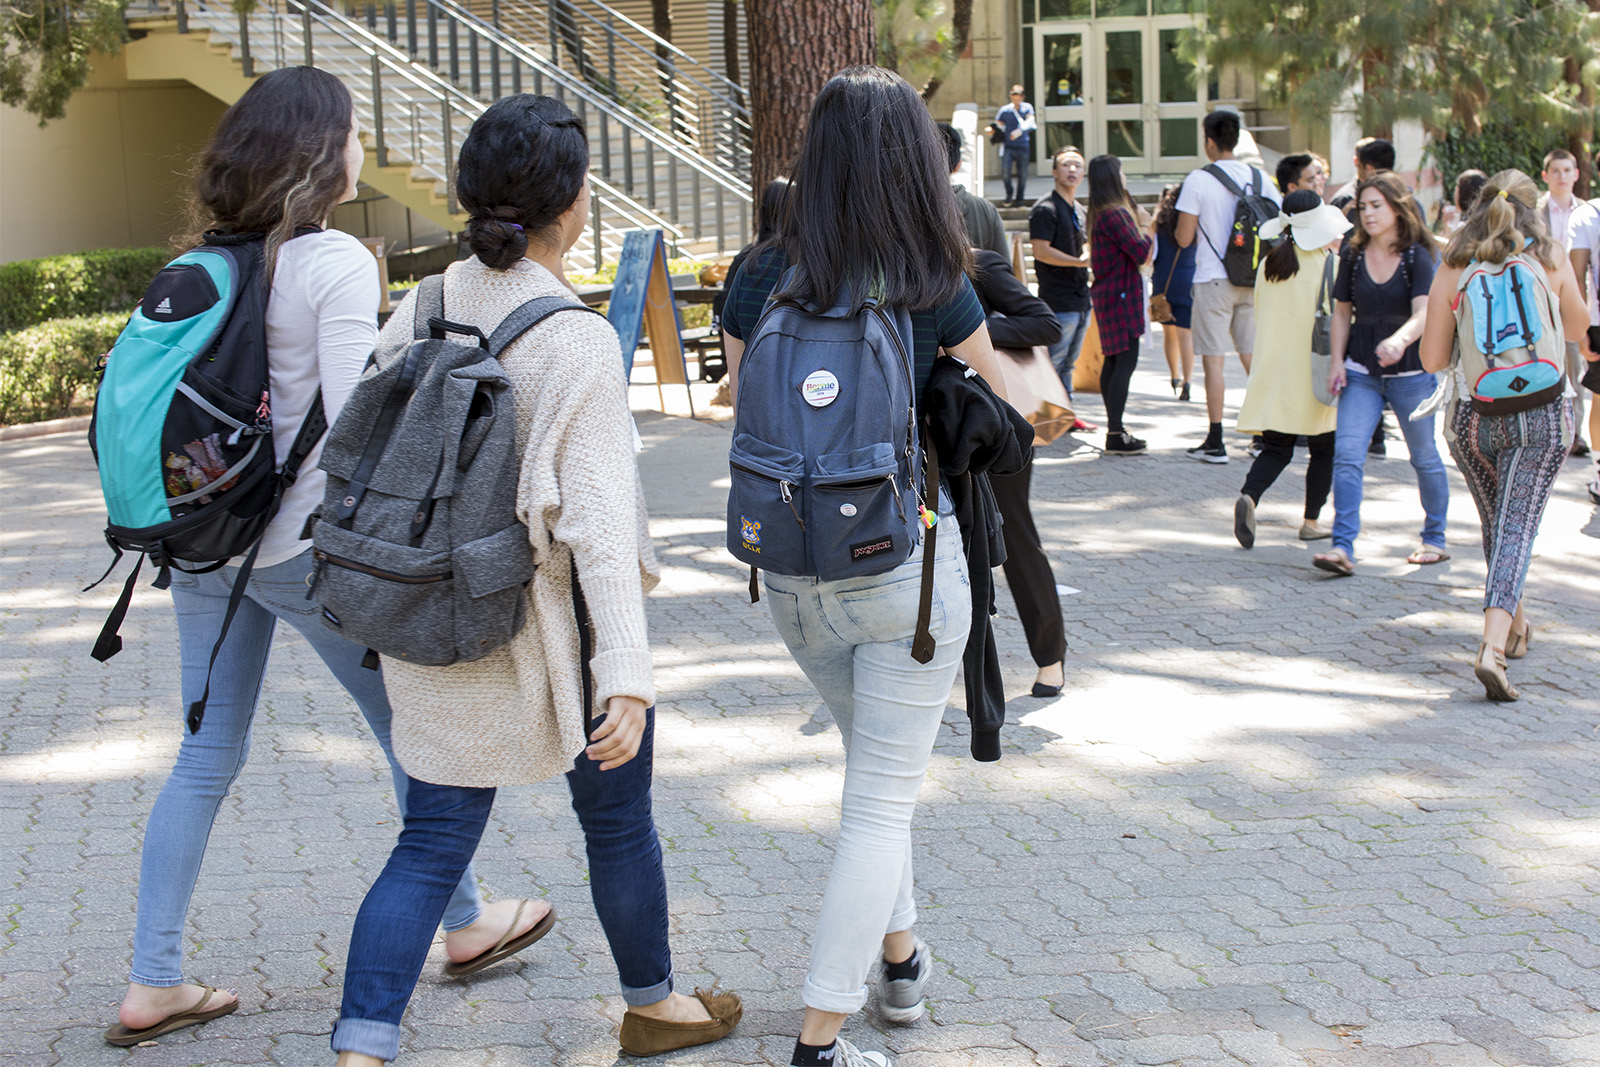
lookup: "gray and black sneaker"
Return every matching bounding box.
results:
[875,938,930,1025]
[833,1037,892,1066]
[1186,442,1229,464]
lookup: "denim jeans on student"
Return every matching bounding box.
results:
[332,709,673,1061]
[1331,370,1449,558]
[131,549,483,987]
[1049,310,1090,399]
[1000,143,1030,203]
[761,519,972,1015]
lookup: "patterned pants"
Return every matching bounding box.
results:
[1447,399,1572,614]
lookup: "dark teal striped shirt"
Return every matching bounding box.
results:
[722,246,986,399]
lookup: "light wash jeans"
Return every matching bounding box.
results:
[131,549,483,987]
[761,517,972,1014]
[1049,310,1090,399]
[1331,370,1449,558]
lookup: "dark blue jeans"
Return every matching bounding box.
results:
[331,708,672,1061]
[1000,143,1030,203]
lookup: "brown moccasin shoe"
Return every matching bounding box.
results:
[619,987,742,1056]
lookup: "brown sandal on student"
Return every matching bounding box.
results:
[1406,543,1450,565]
[1506,620,1531,660]
[1312,547,1355,577]
[104,984,239,1047]
[443,901,556,978]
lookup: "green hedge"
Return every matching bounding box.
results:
[0,248,170,333]
[0,312,127,426]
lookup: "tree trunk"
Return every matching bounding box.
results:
[743,0,876,200]
[920,0,973,102]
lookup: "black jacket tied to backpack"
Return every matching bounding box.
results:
[923,355,1034,762]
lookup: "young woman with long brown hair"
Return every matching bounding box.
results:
[1313,171,1447,576]
[104,66,520,1049]
[1418,170,1588,700]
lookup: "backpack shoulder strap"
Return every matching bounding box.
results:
[413,275,445,340]
[1205,163,1245,199]
[486,295,604,356]
[1249,167,1264,196]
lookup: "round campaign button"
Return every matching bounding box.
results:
[840,503,857,516]
[801,369,841,408]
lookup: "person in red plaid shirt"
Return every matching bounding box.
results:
[1087,154,1157,455]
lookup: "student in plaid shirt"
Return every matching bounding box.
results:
[1087,154,1157,455]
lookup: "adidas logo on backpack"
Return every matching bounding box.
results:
[88,231,328,733]
[303,275,600,666]
[727,268,928,583]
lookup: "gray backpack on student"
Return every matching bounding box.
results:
[307,275,598,665]
[727,268,926,582]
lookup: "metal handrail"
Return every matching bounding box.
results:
[474,0,749,141]
[145,0,691,265]
[415,0,748,201]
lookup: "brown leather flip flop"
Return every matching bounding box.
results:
[443,901,556,977]
[104,984,239,1046]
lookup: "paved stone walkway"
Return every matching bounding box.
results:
[3,356,1598,1066]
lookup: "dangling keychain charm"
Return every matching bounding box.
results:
[918,505,938,529]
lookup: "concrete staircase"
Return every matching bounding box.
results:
[122,0,752,270]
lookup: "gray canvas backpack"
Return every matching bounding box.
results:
[306,275,598,665]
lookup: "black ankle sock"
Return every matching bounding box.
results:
[885,946,922,981]
[1205,421,1223,447]
[792,1038,838,1066]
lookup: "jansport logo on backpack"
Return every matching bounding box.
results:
[726,269,926,586]
[1203,164,1280,287]
[1452,253,1567,415]
[87,232,327,732]
[304,276,598,666]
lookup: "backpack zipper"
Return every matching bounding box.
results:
[312,549,452,584]
[732,461,805,529]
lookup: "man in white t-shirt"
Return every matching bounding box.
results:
[1541,149,1588,455]
[1567,165,1600,498]
[1174,109,1282,462]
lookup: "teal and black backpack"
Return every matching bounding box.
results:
[87,231,326,732]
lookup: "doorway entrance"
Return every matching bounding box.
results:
[1032,16,1206,176]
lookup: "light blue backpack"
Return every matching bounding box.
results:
[1452,253,1566,414]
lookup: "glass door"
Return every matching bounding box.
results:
[1036,26,1090,175]
[1152,20,1204,171]
[1097,25,1148,171]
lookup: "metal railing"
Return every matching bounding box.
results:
[140,0,744,267]
[345,0,751,252]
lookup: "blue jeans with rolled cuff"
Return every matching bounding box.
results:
[332,708,672,1062]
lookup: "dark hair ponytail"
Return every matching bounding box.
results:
[1261,189,1322,282]
[456,95,588,270]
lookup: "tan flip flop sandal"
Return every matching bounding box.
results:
[104,984,238,1046]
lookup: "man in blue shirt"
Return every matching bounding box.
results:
[990,85,1036,208]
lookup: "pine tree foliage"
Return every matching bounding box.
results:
[1,0,127,123]
[1203,0,1599,140]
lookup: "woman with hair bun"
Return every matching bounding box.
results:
[105,65,504,1050]
[330,94,740,1065]
[1419,169,1589,701]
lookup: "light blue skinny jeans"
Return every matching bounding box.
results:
[1049,310,1090,400]
[130,548,483,987]
[1331,369,1449,558]
[761,515,972,1014]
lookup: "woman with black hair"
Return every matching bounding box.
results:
[330,94,740,1065]
[105,66,507,1049]
[1087,154,1156,455]
[1231,190,1351,547]
[712,177,789,326]
[721,66,1009,1067]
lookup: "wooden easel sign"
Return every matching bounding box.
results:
[607,229,693,415]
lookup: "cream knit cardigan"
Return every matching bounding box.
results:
[376,256,659,787]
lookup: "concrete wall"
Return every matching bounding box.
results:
[0,52,226,263]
